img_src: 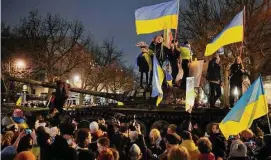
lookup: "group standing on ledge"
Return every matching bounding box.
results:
[136,35,249,108]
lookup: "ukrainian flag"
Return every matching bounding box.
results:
[151,56,165,106]
[16,96,22,106]
[165,70,173,87]
[219,76,269,139]
[204,10,244,56]
[135,0,178,35]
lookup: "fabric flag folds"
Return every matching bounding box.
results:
[135,0,178,35]
[16,96,22,106]
[151,56,165,106]
[219,76,269,139]
[165,70,173,87]
[185,77,195,113]
[204,10,244,56]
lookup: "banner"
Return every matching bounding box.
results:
[189,60,204,87]
[186,77,195,113]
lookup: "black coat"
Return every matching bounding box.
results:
[149,42,168,65]
[230,63,243,84]
[149,138,166,156]
[51,135,78,160]
[209,133,226,159]
[206,58,221,82]
[120,134,149,160]
[111,132,127,150]
[137,53,150,73]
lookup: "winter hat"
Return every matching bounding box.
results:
[14,151,36,160]
[89,121,99,133]
[129,144,141,158]
[1,116,13,127]
[229,140,247,158]
[11,109,28,129]
[0,146,17,160]
[13,109,24,118]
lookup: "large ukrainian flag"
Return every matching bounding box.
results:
[204,10,244,56]
[219,76,269,139]
[135,0,178,35]
[151,56,165,106]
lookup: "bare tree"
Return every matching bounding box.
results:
[13,10,92,82]
[178,0,271,106]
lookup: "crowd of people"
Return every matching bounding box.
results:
[136,35,250,107]
[1,108,271,160]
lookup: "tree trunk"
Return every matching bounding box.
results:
[250,57,260,82]
[79,93,84,105]
[46,72,55,97]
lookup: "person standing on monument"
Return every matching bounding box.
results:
[206,54,222,108]
[136,42,152,88]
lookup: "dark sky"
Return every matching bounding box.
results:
[2,0,186,67]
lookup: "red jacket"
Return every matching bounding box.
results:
[198,153,215,160]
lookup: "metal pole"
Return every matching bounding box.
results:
[240,6,246,57]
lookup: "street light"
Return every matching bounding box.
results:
[15,60,26,69]
[74,75,80,82]
[233,87,239,104]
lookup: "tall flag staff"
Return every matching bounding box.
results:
[240,6,246,57]
[135,0,180,106]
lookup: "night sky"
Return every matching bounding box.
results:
[2,0,186,67]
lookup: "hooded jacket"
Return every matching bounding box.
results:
[180,140,200,160]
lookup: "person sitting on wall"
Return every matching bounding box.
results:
[136,41,153,88]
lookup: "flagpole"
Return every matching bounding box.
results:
[240,6,246,57]
[174,0,180,42]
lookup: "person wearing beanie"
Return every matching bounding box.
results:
[14,151,36,160]
[167,124,181,143]
[129,144,142,160]
[90,121,107,142]
[136,41,152,88]
[180,131,200,160]
[2,116,13,127]
[228,140,249,160]
[240,129,254,142]
[11,109,28,130]
[159,134,179,160]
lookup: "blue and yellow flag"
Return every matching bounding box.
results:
[204,10,244,56]
[219,76,268,139]
[165,70,173,87]
[16,96,22,106]
[151,56,165,106]
[135,0,178,35]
